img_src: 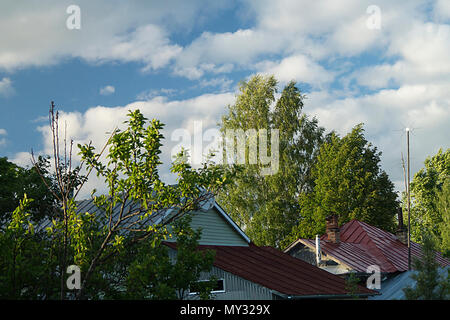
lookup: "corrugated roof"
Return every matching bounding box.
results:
[165,242,376,298]
[368,266,450,300]
[297,220,450,273]
[38,197,251,244]
[38,198,173,233]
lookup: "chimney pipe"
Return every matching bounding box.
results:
[315,235,322,265]
[325,215,340,244]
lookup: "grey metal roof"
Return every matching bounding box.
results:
[369,266,449,300]
[37,196,251,244]
[37,198,176,234]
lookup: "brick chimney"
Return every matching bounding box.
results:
[326,215,340,244]
[396,207,408,245]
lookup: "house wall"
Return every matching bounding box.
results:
[189,266,275,300]
[167,248,275,300]
[190,208,248,246]
[287,243,350,275]
[166,207,249,246]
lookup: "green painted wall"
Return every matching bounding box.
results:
[166,207,248,246]
[190,207,248,246]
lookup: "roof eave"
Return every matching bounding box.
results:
[278,291,379,300]
[288,238,357,272]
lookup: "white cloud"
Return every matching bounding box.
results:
[0,128,6,147]
[80,24,182,72]
[434,0,450,21]
[0,1,223,72]
[249,0,364,35]
[199,77,234,92]
[173,28,287,79]
[136,88,178,100]
[305,83,450,190]
[326,15,383,56]
[0,77,14,96]
[257,55,334,88]
[3,0,450,197]
[99,85,115,96]
[388,22,450,79]
[0,0,432,81]
[346,21,450,91]
[10,151,32,168]
[170,0,432,82]
[0,136,5,149]
[33,92,236,198]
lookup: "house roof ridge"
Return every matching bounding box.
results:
[172,243,375,297]
[287,219,450,273]
[312,219,398,272]
[342,220,398,272]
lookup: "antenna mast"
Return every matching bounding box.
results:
[406,128,411,270]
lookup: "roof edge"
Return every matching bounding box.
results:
[213,201,251,244]
[295,238,356,272]
[279,291,379,300]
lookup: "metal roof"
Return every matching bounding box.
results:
[165,242,376,298]
[368,266,450,300]
[288,220,450,273]
[38,197,251,244]
[38,198,174,233]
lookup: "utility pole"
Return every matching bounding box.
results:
[406,127,411,270]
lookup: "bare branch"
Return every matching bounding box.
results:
[30,149,61,202]
[73,127,118,199]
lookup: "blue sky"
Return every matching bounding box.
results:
[1,0,449,197]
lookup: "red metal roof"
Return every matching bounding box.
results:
[301,220,450,273]
[165,242,375,297]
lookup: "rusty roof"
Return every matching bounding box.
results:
[294,220,450,273]
[165,242,375,298]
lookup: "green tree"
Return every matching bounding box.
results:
[403,234,450,300]
[0,195,59,299]
[404,148,449,248]
[126,215,216,299]
[344,272,361,300]
[217,75,324,248]
[0,107,228,300]
[0,156,58,224]
[437,179,450,256]
[74,109,228,298]
[289,124,399,240]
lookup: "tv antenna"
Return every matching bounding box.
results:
[406,127,411,270]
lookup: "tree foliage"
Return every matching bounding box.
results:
[0,156,58,224]
[0,108,227,299]
[126,215,216,299]
[289,124,399,241]
[0,195,59,299]
[404,148,449,250]
[438,179,450,256]
[217,75,324,248]
[403,234,450,300]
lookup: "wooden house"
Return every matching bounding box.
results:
[72,198,376,299]
[284,214,450,298]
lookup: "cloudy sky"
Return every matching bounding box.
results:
[0,0,449,198]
